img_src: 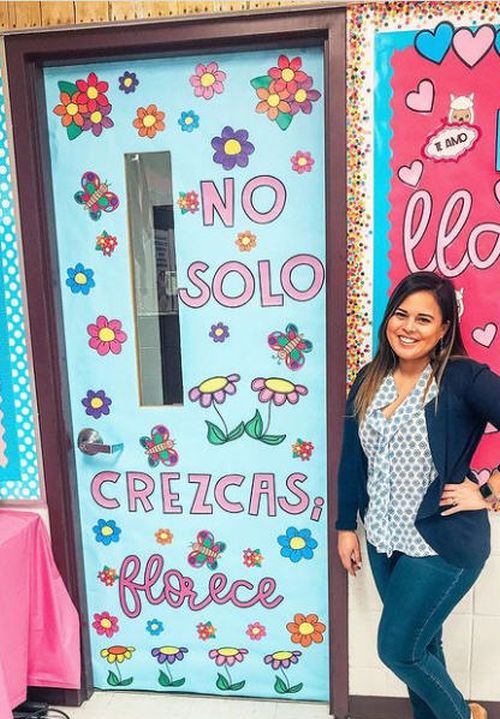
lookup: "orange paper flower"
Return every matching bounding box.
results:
[53,91,85,128]
[286,612,326,647]
[155,528,173,545]
[133,104,165,138]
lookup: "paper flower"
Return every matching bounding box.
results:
[151,646,188,665]
[82,389,112,419]
[268,55,308,94]
[255,84,291,121]
[53,91,85,129]
[100,645,135,664]
[291,150,314,174]
[209,647,247,667]
[155,528,174,545]
[66,263,95,295]
[93,519,121,546]
[75,72,109,112]
[190,62,226,99]
[264,649,301,670]
[133,104,165,138]
[246,622,266,641]
[289,76,321,115]
[97,566,118,587]
[211,126,254,170]
[292,438,315,461]
[251,377,308,406]
[209,322,229,343]
[87,315,127,356]
[197,621,216,641]
[235,230,257,252]
[92,611,119,638]
[177,190,199,214]
[178,110,200,132]
[277,527,318,562]
[82,104,113,137]
[119,71,139,94]
[242,548,263,568]
[146,619,164,636]
[286,613,326,647]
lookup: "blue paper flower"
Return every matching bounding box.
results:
[66,263,95,295]
[119,70,139,94]
[277,527,318,562]
[146,619,164,636]
[178,110,200,133]
[93,519,121,546]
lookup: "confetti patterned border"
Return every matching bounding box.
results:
[0,62,40,499]
[345,1,500,386]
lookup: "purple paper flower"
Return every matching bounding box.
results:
[209,322,229,343]
[119,71,139,94]
[151,646,188,665]
[82,389,112,419]
[82,104,114,137]
[211,126,254,170]
[289,76,321,116]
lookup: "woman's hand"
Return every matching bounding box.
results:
[439,477,490,516]
[337,530,362,576]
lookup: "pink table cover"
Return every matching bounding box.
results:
[0,510,81,719]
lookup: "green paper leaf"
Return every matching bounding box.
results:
[58,81,79,95]
[288,682,304,693]
[107,670,120,687]
[275,112,293,131]
[274,675,288,694]
[230,680,246,691]
[66,123,83,141]
[260,433,287,445]
[216,672,230,690]
[158,670,171,687]
[250,75,272,90]
[119,677,134,687]
[244,410,263,439]
[170,677,186,687]
[227,422,245,441]
[206,421,227,445]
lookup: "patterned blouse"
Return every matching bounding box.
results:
[359,364,438,557]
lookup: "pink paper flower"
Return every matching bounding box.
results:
[208,646,248,666]
[291,150,315,174]
[92,611,119,638]
[251,377,308,406]
[246,622,266,641]
[87,315,127,355]
[189,62,226,100]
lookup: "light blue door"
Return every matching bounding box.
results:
[43,46,328,700]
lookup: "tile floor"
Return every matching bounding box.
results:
[54,691,331,719]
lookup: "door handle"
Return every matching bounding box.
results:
[78,428,124,456]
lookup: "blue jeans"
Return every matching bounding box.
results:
[367,542,484,719]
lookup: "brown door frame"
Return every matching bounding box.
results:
[4,6,348,714]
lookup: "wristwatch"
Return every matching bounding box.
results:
[480,482,493,499]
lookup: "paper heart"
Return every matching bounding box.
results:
[485,423,498,435]
[452,26,495,67]
[397,160,423,187]
[472,322,497,347]
[476,468,492,485]
[415,22,454,64]
[406,79,435,113]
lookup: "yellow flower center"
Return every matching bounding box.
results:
[218,647,239,657]
[299,622,315,636]
[198,376,228,394]
[224,139,242,156]
[101,526,114,537]
[273,650,293,660]
[101,618,112,629]
[90,397,104,409]
[150,623,159,630]
[241,236,250,245]
[268,93,281,108]
[282,68,295,82]
[290,537,306,550]
[67,102,79,116]
[215,328,224,336]
[87,87,98,99]
[200,72,216,87]
[124,77,132,87]
[143,114,157,128]
[264,378,295,394]
[159,646,180,655]
[90,111,102,123]
[251,627,261,635]
[298,157,307,166]
[295,88,307,103]
[74,272,87,285]
[98,327,116,342]
[185,116,193,124]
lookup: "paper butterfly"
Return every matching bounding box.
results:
[74,171,119,221]
[139,425,178,468]
[268,322,313,371]
[188,530,226,571]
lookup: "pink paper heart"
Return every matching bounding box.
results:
[406,79,435,113]
[472,322,497,347]
[452,26,495,67]
[397,160,423,187]
[475,468,492,485]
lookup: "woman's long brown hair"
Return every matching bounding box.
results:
[354,272,467,420]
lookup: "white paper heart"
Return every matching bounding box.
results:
[397,160,423,187]
[472,322,497,347]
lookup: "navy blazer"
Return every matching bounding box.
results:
[335,358,500,568]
